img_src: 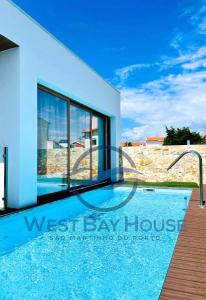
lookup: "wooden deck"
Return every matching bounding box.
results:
[160,187,206,300]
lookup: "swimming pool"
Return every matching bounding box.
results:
[0,186,191,299]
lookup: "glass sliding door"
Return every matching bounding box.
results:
[70,104,91,187]
[37,85,110,197]
[37,88,68,196]
[91,115,106,182]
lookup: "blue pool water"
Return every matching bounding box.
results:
[37,181,68,196]
[0,186,191,300]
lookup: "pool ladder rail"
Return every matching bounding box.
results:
[167,150,204,208]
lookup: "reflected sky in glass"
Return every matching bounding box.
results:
[38,89,68,142]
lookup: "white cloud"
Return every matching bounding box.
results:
[120,70,206,141]
[122,126,150,141]
[169,1,206,53]
[160,46,206,70]
[115,46,206,81]
[191,4,206,34]
[115,63,152,86]
[115,0,206,141]
[182,58,206,69]
[170,32,184,52]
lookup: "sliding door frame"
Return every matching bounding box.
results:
[37,84,111,201]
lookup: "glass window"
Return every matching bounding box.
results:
[70,104,91,187]
[37,89,68,196]
[37,86,110,197]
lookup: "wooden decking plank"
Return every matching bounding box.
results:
[172,256,206,264]
[160,187,206,299]
[161,288,206,300]
[167,274,206,284]
[167,270,206,284]
[173,253,205,261]
[171,258,205,267]
[169,264,206,273]
[164,280,206,296]
[172,247,206,254]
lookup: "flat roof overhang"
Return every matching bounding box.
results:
[0,34,18,51]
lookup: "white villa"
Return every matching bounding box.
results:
[0,0,120,210]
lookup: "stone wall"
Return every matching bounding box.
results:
[38,148,97,179]
[38,145,206,184]
[122,145,206,184]
[38,149,68,177]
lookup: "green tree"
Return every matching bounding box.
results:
[163,126,205,145]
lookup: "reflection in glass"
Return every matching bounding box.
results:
[37,89,68,195]
[92,115,105,181]
[37,87,110,196]
[70,104,91,186]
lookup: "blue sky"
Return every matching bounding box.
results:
[13,0,206,141]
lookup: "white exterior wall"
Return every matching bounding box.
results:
[0,48,21,207]
[0,0,120,209]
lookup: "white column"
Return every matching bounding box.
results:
[0,47,37,209]
[18,48,37,208]
[0,48,22,208]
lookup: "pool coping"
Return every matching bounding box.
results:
[160,186,206,299]
[0,181,193,218]
[0,180,111,217]
[122,183,192,191]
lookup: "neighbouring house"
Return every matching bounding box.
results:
[145,137,165,146]
[0,0,120,210]
[71,141,85,148]
[58,140,69,148]
[82,127,99,148]
[121,137,165,147]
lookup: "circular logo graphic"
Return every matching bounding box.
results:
[70,145,142,212]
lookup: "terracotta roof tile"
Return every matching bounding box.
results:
[146,136,164,142]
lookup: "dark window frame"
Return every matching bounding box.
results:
[37,84,111,202]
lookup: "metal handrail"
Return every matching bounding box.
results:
[167,150,204,208]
